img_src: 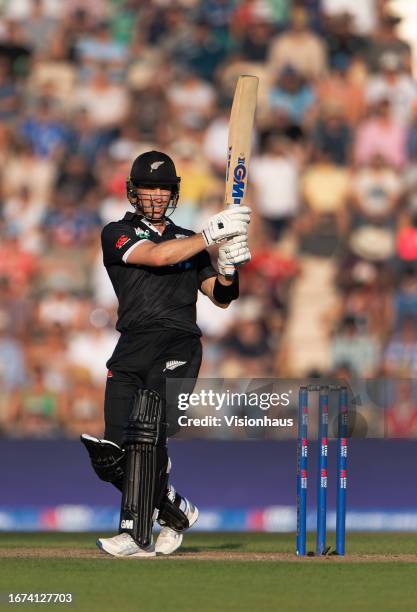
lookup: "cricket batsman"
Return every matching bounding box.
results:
[81,151,251,557]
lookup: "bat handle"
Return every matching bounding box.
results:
[223,266,236,280]
[223,203,243,278]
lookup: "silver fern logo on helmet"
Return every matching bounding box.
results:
[150,161,165,172]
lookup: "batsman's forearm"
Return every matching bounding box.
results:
[149,233,207,266]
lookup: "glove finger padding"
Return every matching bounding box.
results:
[218,242,251,275]
[221,241,248,256]
[220,251,251,265]
[230,251,251,264]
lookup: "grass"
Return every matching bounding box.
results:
[1,532,417,611]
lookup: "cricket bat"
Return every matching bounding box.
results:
[224,74,258,208]
[223,74,258,276]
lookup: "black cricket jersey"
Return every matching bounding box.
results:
[101,212,216,335]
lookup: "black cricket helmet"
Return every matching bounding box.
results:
[126,150,181,220]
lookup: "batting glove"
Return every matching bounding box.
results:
[202,206,251,247]
[217,235,251,276]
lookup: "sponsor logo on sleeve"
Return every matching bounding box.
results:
[115,235,131,249]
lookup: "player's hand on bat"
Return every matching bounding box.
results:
[217,235,251,276]
[202,206,251,247]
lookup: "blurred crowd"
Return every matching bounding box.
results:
[0,0,416,439]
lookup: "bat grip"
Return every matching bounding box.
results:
[224,203,244,279]
[223,266,236,280]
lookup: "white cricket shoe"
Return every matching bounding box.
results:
[155,527,184,555]
[155,494,199,555]
[97,533,155,558]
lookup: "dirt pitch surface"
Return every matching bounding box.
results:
[1,547,417,563]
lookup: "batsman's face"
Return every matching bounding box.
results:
[137,186,172,221]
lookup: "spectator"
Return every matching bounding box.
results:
[0,229,39,288]
[268,6,327,80]
[367,52,417,123]
[184,19,227,81]
[0,58,19,123]
[384,316,417,377]
[20,0,58,54]
[251,133,300,240]
[351,154,402,224]
[324,12,367,68]
[393,268,417,330]
[27,30,76,105]
[0,20,32,78]
[312,101,352,165]
[331,314,380,376]
[224,300,272,376]
[269,65,316,127]
[234,13,275,63]
[26,323,70,394]
[396,213,417,263]
[366,12,411,74]
[73,64,130,136]
[66,109,109,164]
[0,277,33,338]
[42,193,101,248]
[336,264,391,337]
[37,281,83,329]
[0,310,27,393]
[1,141,55,201]
[167,69,216,130]
[157,5,196,64]
[354,99,407,168]
[20,97,69,159]
[316,56,366,126]
[66,322,118,385]
[2,184,46,253]
[171,140,216,228]
[75,20,128,75]
[8,366,63,438]
[386,379,417,438]
[62,373,103,438]
[406,102,417,162]
[54,154,97,202]
[128,79,169,143]
[202,105,230,175]
[302,148,350,216]
[321,0,377,35]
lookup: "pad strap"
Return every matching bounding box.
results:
[158,485,191,532]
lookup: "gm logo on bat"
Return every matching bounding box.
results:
[231,156,247,204]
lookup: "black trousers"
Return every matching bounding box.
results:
[104,328,202,445]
